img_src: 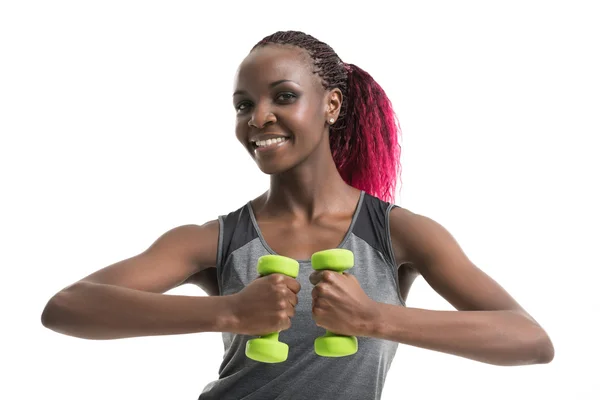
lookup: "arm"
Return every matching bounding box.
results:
[41,221,236,340]
[370,207,554,366]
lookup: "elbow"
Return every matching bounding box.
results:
[522,322,554,365]
[41,282,114,340]
[492,325,554,367]
[41,283,82,331]
[41,291,67,330]
[511,311,554,365]
[535,329,554,364]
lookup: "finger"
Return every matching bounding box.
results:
[285,302,296,318]
[283,276,301,294]
[309,271,324,285]
[312,283,327,301]
[268,273,287,283]
[285,289,298,307]
[278,314,292,331]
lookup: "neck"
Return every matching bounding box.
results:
[262,139,360,221]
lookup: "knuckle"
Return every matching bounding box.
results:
[277,311,288,322]
[278,300,287,310]
[316,284,327,296]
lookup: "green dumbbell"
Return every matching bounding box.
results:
[311,248,358,357]
[245,254,300,363]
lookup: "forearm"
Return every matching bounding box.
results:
[371,304,554,366]
[41,281,235,340]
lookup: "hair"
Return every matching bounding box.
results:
[251,31,402,204]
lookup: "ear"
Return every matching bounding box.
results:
[325,88,343,123]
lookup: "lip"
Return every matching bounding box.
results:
[253,137,290,154]
[249,133,289,144]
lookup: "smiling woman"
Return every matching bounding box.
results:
[231,34,401,200]
[41,30,553,400]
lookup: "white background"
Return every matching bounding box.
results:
[2,1,598,399]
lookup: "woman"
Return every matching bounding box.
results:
[41,31,554,400]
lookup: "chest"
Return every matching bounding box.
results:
[257,216,352,261]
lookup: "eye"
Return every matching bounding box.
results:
[235,101,252,113]
[277,92,296,102]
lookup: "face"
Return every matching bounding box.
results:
[232,44,341,174]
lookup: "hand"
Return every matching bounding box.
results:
[309,270,380,337]
[227,273,301,336]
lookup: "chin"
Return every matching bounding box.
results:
[256,162,287,175]
[255,157,297,175]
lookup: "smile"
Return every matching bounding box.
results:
[252,137,290,153]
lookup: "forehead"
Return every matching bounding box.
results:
[233,45,321,93]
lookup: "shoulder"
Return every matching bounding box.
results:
[155,221,220,244]
[149,221,220,268]
[388,206,438,243]
[389,206,465,272]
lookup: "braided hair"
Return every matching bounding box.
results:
[252,31,402,204]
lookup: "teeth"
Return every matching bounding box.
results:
[255,137,287,148]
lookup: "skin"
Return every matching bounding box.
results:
[41,44,554,366]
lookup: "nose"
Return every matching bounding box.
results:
[248,102,276,128]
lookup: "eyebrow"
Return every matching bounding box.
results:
[233,79,298,97]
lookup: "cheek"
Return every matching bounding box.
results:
[235,118,247,142]
[288,102,322,131]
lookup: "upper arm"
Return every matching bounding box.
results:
[389,207,532,318]
[76,220,220,294]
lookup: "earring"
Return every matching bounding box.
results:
[329,118,335,124]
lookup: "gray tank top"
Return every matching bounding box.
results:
[198,191,404,400]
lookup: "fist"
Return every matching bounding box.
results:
[228,273,301,336]
[310,270,379,337]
